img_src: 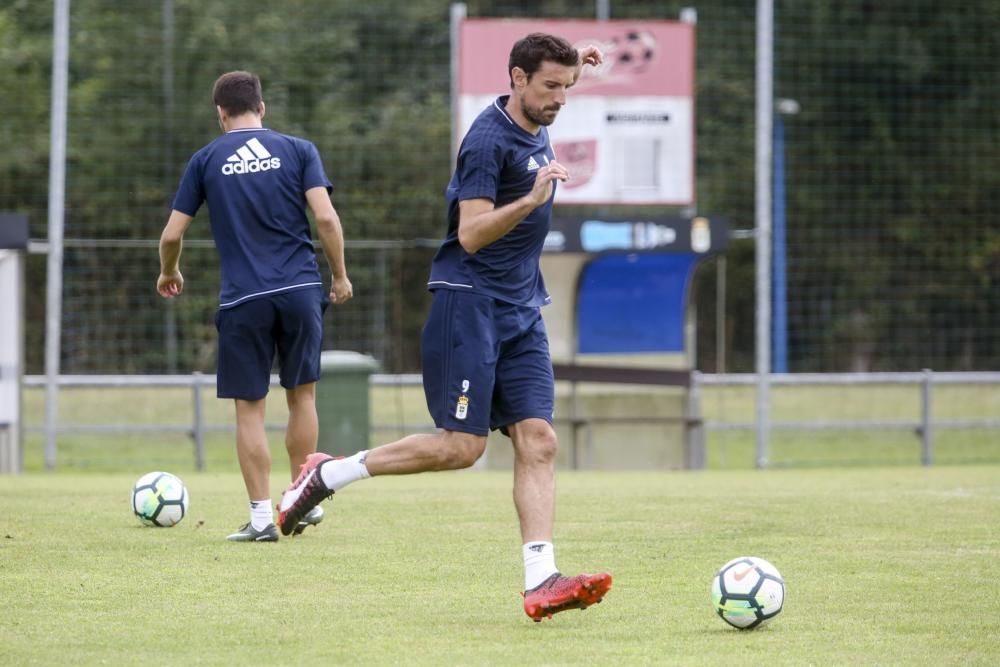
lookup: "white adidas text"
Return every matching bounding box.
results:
[221,157,281,175]
[221,137,281,175]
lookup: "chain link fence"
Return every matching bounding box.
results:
[2,0,998,376]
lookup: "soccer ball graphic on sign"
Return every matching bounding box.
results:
[131,471,189,527]
[609,30,657,74]
[711,556,785,629]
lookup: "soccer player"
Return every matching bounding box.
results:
[278,34,611,620]
[157,71,353,542]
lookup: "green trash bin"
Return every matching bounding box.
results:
[316,350,379,456]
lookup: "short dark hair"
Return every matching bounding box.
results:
[212,71,263,116]
[508,33,579,87]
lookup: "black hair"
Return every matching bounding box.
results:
[212,71,263,116]
[507,33,579,87]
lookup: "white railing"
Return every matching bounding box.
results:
[689,370,1000,467]
[21,372,429,471]
[18,370,1000,471]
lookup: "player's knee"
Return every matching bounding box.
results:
[535,430,559,465]
[516,425,558,466]
[438,432,486,470]
[285,383,316,409]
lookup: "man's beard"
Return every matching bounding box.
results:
[522,101,561,126]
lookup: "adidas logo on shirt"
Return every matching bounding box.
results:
[526,156,540,172]
[221,137,282,175]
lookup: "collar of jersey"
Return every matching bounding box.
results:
[226,127,271,134]
[493,96,542,138]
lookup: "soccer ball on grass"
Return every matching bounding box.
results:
[711,556,784,629]
[131,471,189,527]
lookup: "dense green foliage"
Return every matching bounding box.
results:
[1,1,997,373]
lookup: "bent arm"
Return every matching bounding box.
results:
[457,197,540,254]
[458,161,569,254]
[159,210,193,272]
[305,186,353,304]
[157,210,193,297]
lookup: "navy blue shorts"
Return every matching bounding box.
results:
[215,287,327,400]
[421,289,554,436]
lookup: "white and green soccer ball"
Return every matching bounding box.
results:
[711,556,785,629]
[131,471,189,527]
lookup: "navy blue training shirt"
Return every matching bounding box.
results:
[172,128,332,309]
[428,96,556,307]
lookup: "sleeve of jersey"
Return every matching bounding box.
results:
[170,155,205,216]
[301,141,333,193]
[456,126,504,203]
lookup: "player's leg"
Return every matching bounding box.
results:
[361,289,496,473]
[492,304,612,619]
[364,289,495,473]
[491,309,560,589]
[507,418,557,545]
[273,288,327,534]
[490,302,558,547]
[216,298,279,541]
[283,381,317,477]
[233,397,273,517]
[277,289,494,534]
[364,430,486,475]
[228,399,277,541]
[283,382,327,534]
[274,286,325,475]
[508,420,611,620]
[277,427,489,535]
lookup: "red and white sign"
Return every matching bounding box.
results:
[457,18,695,205]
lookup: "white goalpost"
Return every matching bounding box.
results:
[0,214,28,473]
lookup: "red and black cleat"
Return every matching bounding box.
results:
[277,452,338,535]
[523,572,613,622]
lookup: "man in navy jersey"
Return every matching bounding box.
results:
[157,71,352,542]
[279,35,611,620]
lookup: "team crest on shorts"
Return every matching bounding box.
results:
[455,380,471,419]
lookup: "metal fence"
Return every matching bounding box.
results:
[19,372,432,472]
[17,370,1000,472]
[5,2,999,379]
[691,371,1000,468]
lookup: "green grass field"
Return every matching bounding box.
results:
[2,467,998,665]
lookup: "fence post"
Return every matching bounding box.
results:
[583,418,594,470]
[568,380,580,469]
[192,371,205,471]
[920,368,933,466]
[687,371,705,469]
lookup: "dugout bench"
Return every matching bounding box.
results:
[552,363,705,470]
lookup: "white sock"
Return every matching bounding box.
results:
[320,450,371,492]
[523,542,558,590]
[250,499,273,531]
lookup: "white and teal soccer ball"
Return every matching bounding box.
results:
[711,556,785,629]
[131,471,189,527]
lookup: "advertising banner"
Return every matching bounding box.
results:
[458,18,695,205]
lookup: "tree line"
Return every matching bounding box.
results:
[1,0,997,373]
